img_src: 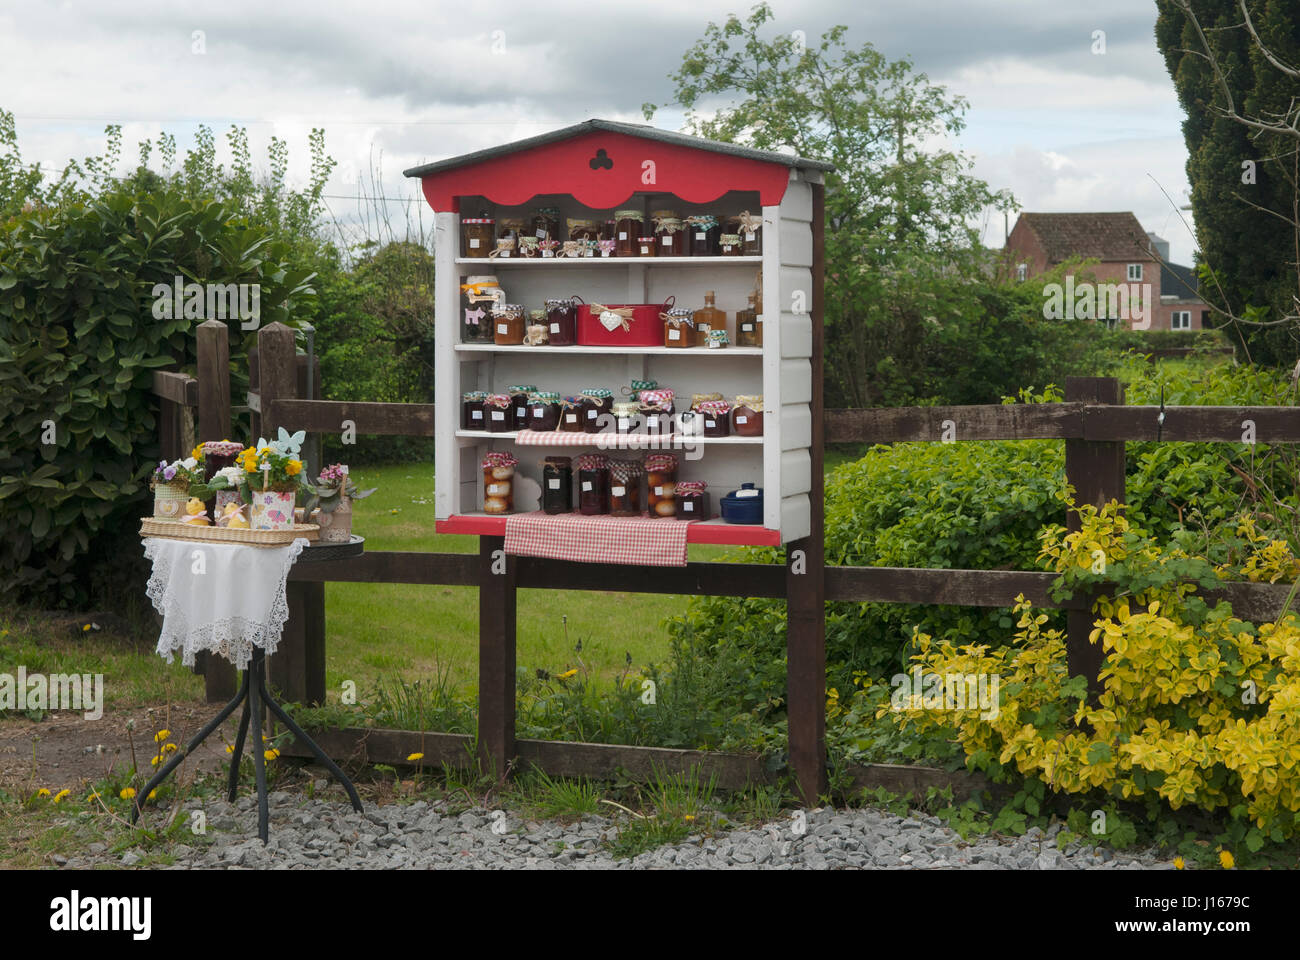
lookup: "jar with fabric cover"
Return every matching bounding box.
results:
[676,480,709,520]
[608,459,645,517]
[482,452,517,515]
[461,391,488,430]
[695,399,731,437]
[508,384,537,431]
[576,454,610,515]
[461,218,495,258]
[558,396,586,432]
[652,210,685,256]
[484,393,513,433]
[662,307,696,347]
[645,453,678,517]
[492,303,526,345]
[527,392,562,432]
[612,401,641,435]
[523,310,549,346]
[686,214,720,256]
[638,389,675,435]
[545,296,581,346]
[542,456,572,514]
[579,387,614,433]
[731,395,764,436]
[614,209,643,256]
[532,206,562,244]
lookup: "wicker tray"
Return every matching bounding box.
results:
[140,518,320,546]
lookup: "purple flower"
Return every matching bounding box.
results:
[163,465,177,480]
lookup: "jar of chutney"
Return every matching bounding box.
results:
[638,389,675,435]
[575,454,610,515]
[527,391,562,432]
[719,233,743,256]
[609,459,645,517]
[735,211,763,255]
[614,210,643,257]
[645,453,678,518]
[731,395,764,436]
[482,451,517,515]
[461,218,495,258]
[612,401,641,435]
[542,456,572,514]
[493,303,526,345]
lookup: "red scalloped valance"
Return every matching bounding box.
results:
[417,130,792,212]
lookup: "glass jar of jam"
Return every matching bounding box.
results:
[559,396,585,432]
[719,233,743,256]
[612,401,641,435]
[731,395,763,436]
[532,206,561,244]
[662,307,696,347]
[639,389,675,436]
[645,454,678,518]
[736,211,763,255]
[568,218,600,247]
[707,329,729,349]
[461,391,488,430]
[676,481,709,520]
[609,459,645,517]
[614,210,643,257]
[545,296,580,346]
[482,452,517,515]
[508,384,537,431]
[523,309,549,346]
[600,219,617,242]
[485,393,513,432]
[527,391,561,432]
[652,210,685,257]
[498,217,528,246]
[685,215,720,256]
[735,293,761,347]
[696,400,731,437]
[542,456,572,514]
[461,218,495,258]
[460,275,503,343]
[575,454,610,515]
[636,235,657,257]
[493,303,526,345]
[579,387,613,433]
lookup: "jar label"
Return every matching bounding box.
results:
[662,236,672,246]
[542,250,554,258]
[601,251,611,257]
[566,414,577,423]
[582,481,593,492]
[618,418,629,430]
[745,231,755,240]
[695,232,706,240]
[497,323,508,334]
[736,416,748,424]
[586,409,597,419]
[640,246,650,255]
[742,323,753,331]
[470,410,483,419]
[654,486,662,495]
[737,489,759,498]
[516,406,526,416]
[500,251,510,258]
[550,323,560,333]
[548,479,561,489]
[668,329,681,341]
[469,238,480,249]
[683,502,694,511]
[487,484,505,495]
[705,419,716,428]
[491,411,504,421]
[611,485,626,497]
[722,244,733,251]
[618,231,628,240]
[533,407,544,416]
[535,229,547,239]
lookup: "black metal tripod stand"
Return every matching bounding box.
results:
[130,646,362,843]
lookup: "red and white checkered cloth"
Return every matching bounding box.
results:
[514,429,685,451]
[504,510,693,566]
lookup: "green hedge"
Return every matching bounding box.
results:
[0,186,314,605]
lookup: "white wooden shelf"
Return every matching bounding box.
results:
[454,343,763,357]
[455,429,762,447]
[455,256,762,268]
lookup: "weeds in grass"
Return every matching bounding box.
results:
[604,764,719,859]
[518,768,603,821]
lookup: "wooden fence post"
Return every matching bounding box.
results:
[787,181,828,805]
[195,320,238,702]
[1064,377,1125,697]
[478,535,517,780]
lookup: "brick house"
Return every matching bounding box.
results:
[1005,212,1205,331]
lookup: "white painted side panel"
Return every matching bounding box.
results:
[781,449,811,496]
[434,211,459,520]
[781,494,810,543]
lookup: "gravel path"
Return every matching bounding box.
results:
[62,791,1177,870]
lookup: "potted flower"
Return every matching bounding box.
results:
[236,443,309,532]
[308,464,376,543]
[150,457,204,520]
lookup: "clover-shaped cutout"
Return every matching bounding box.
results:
[589,148,613,171]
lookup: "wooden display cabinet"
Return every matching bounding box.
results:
[405,120,830,546]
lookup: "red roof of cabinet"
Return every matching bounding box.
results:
[403,119,831,212]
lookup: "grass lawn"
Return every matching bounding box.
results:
[325,462,734,697]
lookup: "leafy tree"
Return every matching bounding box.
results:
[644,2,1015,406]
[1155,0,1300,365]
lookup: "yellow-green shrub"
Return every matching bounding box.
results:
[879,499,1300,843]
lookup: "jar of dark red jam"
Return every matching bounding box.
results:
[532,206,561,244]
[508,384,537,431]
[614,210,643,257]
[485,393,513,432]
[461,391,488,430]
[676,481,709,520]
[696,400,731,437]
[731,395,763,436]
[685,215,720,256]
[735,211,763,255]
[652,211,685,257]
[579,387,613,433]
[559,397,585,432]
[576,454,610,515]
[542,457,572,514]
[527,392,562,432]
[545,296,580,346]
[638,389,675,436]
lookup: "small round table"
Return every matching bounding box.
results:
[132,534,366,843]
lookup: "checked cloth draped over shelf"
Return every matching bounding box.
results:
[503,511,692,566]
[142,537,308,671]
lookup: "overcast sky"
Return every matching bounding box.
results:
[0,0,1197,263]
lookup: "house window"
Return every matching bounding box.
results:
[1171,310,1191,330]
[1127,263,1143,281]
[1016,263,1028,282]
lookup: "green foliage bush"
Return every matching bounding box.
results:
[0,185,314,604]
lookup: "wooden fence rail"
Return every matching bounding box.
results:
[153,316,1300,801]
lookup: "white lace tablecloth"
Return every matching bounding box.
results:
[142,537,309,671]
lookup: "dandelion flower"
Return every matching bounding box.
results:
[1219,850,1235,870]
[1173,856,1185,870]
[119,787,136,800]
[225,744,235,754]
[407,753,425,762]
[82,624,91,632]
[36,788,50,798]
[150,756,161,766]
[154,729,171,743]
[53,789,70,803]
[148,790,157,801]
[162,742,178,754]
[86,792,100,803]
[264,749,280,761]
[557,669,578,679]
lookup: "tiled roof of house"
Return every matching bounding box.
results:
[1016,212,1151,263]
[1161,261,1201,301]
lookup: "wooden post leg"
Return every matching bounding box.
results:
[270,581,325,706]
[477,535,516,781]
[1065,377,1125,699]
